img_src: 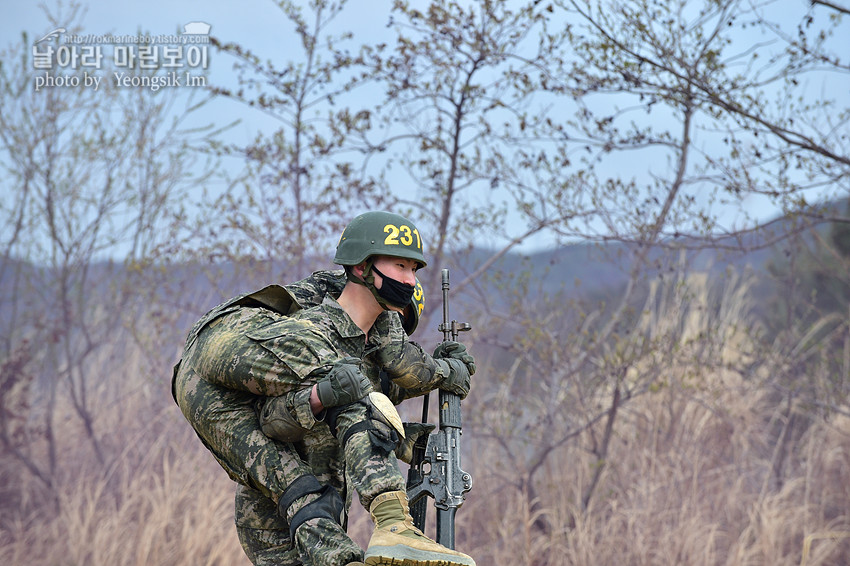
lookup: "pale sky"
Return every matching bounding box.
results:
[2,0,846,254]
[1,0,392,141]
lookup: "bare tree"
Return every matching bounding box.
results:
[414,0,850,542]
[0,3,215,500]
[531,0,849,509]
[366,0,580,305]
[547,0,848,247]
[193,0,385,281]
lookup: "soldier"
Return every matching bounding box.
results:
[172,211,476,566]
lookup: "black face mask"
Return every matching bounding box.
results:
[371,265,415,309]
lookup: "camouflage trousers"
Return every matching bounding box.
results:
[173,307,405,565]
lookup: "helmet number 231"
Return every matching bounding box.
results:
[384,224,421,250]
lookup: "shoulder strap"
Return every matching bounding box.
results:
[238,284,302,315]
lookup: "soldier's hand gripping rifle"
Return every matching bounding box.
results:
[406,269,473,549]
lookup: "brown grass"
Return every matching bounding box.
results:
[3,380,849,566]
[2,272,849,565]
[0,411,249,565]
[459,406,850,566]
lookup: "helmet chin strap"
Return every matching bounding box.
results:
[347,258,393,311]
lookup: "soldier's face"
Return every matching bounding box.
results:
[372,255,418,288]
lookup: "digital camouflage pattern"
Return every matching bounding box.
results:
[285,269,347,311]
[286,270,450,404]
[174,300,362,565]
[173,271,454,566]
[174,289,407,565]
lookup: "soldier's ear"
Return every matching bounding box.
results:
[353,261,369,277]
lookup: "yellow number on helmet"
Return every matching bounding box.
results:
[383,224,400,245]
[334,211,427,268]
[399,225,413,246]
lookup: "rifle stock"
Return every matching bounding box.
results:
[405,269,472,548]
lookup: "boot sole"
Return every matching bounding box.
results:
[364,544,475,566]
[364,560,464,566]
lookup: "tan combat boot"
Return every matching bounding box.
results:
[364,490,475,566]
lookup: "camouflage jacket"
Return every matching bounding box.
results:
[286,270,446,403]
[173,270,446,406]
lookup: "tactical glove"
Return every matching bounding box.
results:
[433,341,475,399]
[434,358,471,398]
[315,357,374,408]
[433,341,476,375]
[395,421,436,464]
[258,396,311,442]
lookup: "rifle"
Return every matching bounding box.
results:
[406,268,473,549]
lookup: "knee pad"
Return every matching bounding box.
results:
[258,396,310,442]
[277,475,344,542]
[330,392,405,456]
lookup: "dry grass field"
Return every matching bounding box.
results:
[4,372,848,565]
[2,271,848,566]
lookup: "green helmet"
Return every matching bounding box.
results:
[402,277,425,335]
[334,211,427,268]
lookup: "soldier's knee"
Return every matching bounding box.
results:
[258,396,311,442]
[328,392,405,456]
[278,475,344,542]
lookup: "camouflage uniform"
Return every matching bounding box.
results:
[287,270,443,404]
[173,271,449,566]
